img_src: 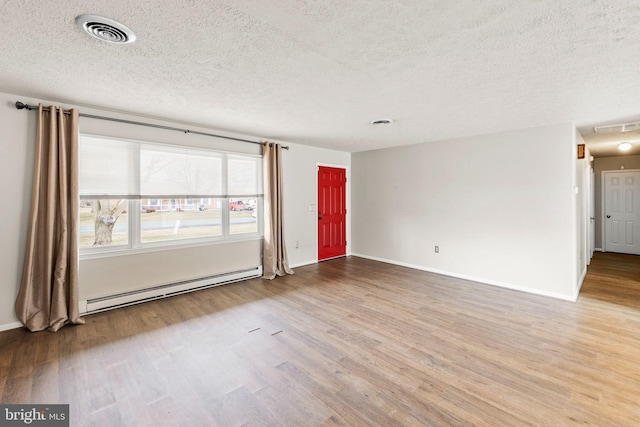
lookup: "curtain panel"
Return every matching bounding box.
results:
[262,142,293,279]
[15,104,84,332]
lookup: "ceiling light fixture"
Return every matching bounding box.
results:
[618,142,632,151]
[76,14,136,44]
[369,119,393,125]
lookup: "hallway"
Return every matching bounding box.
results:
[580,252,640,307]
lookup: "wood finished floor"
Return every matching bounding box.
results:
[1,253,640,426]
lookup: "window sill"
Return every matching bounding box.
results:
[79,234,264,260]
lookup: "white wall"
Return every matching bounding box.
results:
[283,143,351,267]
[79,241,262,301]
[0,90,350,329]
[352,123,578,300]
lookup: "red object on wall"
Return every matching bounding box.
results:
[318,166,346,261]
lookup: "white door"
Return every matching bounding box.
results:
[604,170,640,255]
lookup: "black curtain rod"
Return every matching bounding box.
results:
[14,101,289,150]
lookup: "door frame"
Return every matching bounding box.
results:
[589,166,595,261]
[316,163,349,262]
[601,169,640,253]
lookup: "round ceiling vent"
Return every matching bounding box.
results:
[76,14,136,44]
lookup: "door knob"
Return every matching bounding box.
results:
[606,215,611,218]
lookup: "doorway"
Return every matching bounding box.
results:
[317,166,346,261]
[603,170,640,255]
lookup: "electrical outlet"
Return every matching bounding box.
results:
[435,246,439,253]
[295,240,299,249]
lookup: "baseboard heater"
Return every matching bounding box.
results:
[79,266,262,314]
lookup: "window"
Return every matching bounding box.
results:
[79,135,262,253]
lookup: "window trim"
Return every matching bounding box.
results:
[79,232,263,260]
[79,134,263,259]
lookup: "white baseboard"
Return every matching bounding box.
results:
[289,251,352,269]
[595,247,604,252]
[0,321,22,332]
[573,267,588,301]
[289,259,318,268]
[351,253,578,302]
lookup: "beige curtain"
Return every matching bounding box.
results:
[15,104,84,332]
[262,142,294,279]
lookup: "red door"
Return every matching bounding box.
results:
[318,166,346,261]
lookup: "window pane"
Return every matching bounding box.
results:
[79,199,129,248]
[228,157,260,196]
[230,198,258,235]
[79,136,138,197]
[140,144,222,197]
[141,198,222,243]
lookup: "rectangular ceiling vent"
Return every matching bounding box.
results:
[594,122,640,133]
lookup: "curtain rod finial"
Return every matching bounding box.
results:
[15,101,37,110]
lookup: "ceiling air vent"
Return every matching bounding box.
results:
[76,14,136,44]
[594,122,640,134]
[369,119,394,125]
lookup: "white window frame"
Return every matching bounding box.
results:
[79,134,263,259]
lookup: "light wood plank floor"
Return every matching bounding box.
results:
[1,253,640,426]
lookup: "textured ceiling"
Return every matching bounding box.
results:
[1,1,640,155]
